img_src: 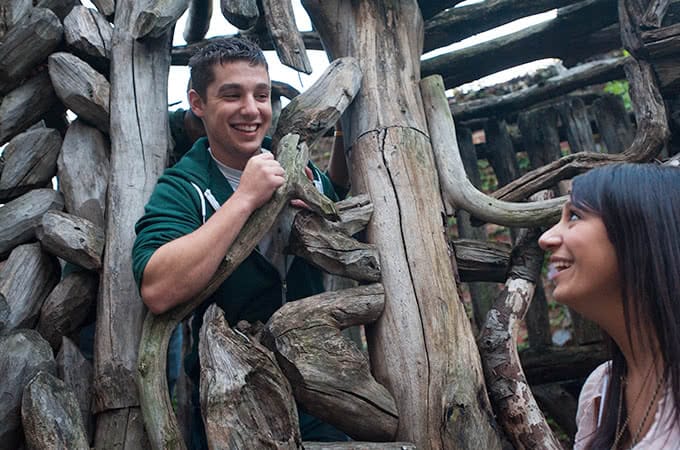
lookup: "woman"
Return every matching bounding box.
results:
[538,163,680,449]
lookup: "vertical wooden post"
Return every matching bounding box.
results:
[93,1,171,448]
[302,1,501,448]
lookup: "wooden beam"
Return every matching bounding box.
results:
[0,73,58,146]
[183,0,212,43]
[520,344,608,385]
[417,0,464,21]
[424,0,583,53]
[261,0,312,73]
[220,0,257,30]
[421,0,619,89]
[450,56,628,122]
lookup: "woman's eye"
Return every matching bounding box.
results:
[568,211,580,222]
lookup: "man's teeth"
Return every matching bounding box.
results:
[233,124,258,132]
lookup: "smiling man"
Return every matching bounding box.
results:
[132,38,349,448]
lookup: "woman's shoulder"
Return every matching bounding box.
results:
[573,361,612,450]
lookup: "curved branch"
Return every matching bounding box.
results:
[478,229,562,450]
[420,75,564,227]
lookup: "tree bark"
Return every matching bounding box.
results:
[48,52,110,134]
[38,272,98,350]
[0,243,61,331]
[263,284,398,441]
[303,1,503,448]
[37,210,106,271]
[0,7,62,95]
[0,330,57,450]
[199,304,300,450]
[261,0,312,73]
[0,127,62,202]
[21,371,90,450]
[57,337,95,444]
[93,1,173,447]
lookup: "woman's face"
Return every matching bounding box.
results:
[538,201,622,314]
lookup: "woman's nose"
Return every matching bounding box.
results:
[538,224,561,251]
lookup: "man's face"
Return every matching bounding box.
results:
[189,60,272,170]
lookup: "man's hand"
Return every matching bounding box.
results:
[233,152,286,210]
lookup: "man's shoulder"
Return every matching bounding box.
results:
[163,137,212,185]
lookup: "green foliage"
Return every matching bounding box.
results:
[603,80,632,111]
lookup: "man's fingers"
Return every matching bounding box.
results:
[304,166,313,180]
[290,199,310,209]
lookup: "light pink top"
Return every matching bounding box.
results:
[574,362,680,449]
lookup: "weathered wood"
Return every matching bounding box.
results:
[0,127,62,202]
[520,343,608,385]
[421,0,619,89]
[220,0,258,30]
[94,1,172,447]
[418,0,464,21]
[303,1,502,447]
[0,243,60,331]
[0,72,59,145]
[302,444,416,450]
[332,194,373,236]
[492,59,668,202]
[531,383,578,439]
[642,0,672,28]
[557,97,597,153]
[0,7,62,95]
[0,331,56,448]
[451,57,628,122]
[288,210,381,282]
[484,118,520,187]
[35,0,79,19]
[133,0,189,39]
[262,0,312,73]
[37,210,106,271]
[424,0,583,53]
[422,75,564,227]
[138,134,339,450]
[0,189,64,258]
[200,304,300,450]
[0,0,31,41]
[641,22,680,56]
[592,93,634,154]
[478,229,561,450]
[48,52,110,134]
[57,120,110,228]
[518,106,562,168]
[37,271,99,350]
[183,0,212,43]
[453,239,511,283]
[273,58,362,153]
[263,284,398,441]
[57,337,95,445]
[22,370,90,450]
[64,6,114,71]
[90,0,115,18]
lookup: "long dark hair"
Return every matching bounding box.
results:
[569,163,680,448]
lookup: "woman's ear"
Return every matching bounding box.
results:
[188,89,204,118]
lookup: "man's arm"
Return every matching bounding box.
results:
[140,152,284,315]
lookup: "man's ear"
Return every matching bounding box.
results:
[188,89,205,118]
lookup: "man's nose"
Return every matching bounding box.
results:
[240,95,258,116]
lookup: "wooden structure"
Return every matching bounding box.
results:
[1,0,679,448]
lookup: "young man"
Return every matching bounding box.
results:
[132,38,349,448]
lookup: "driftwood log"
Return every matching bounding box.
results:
[0,72,59,145]
[0,127,61,202]
[37,271,99,350]
[138,57,361,450]
[0,330,57,450]
[56,337,95,443]
[220,0,258,30]
[37,210,105,271]
[261,0,312,73]
[450,56,628,121]
[421,75,564,226]
[0,188,64,258]
[0,7,62,94]
[0,243,60,331]
[199,304,300,449]
[478,229,561,450]
[21,371,90,450]
[263,284,398,441]
[303,1,502,447]
[184,0,212,43]
[0,0,31,41]
[63,5,113,72]
[133,0,189,40]
[57,120,110,228]
[93,1,173,447]
[48,52,110,134]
